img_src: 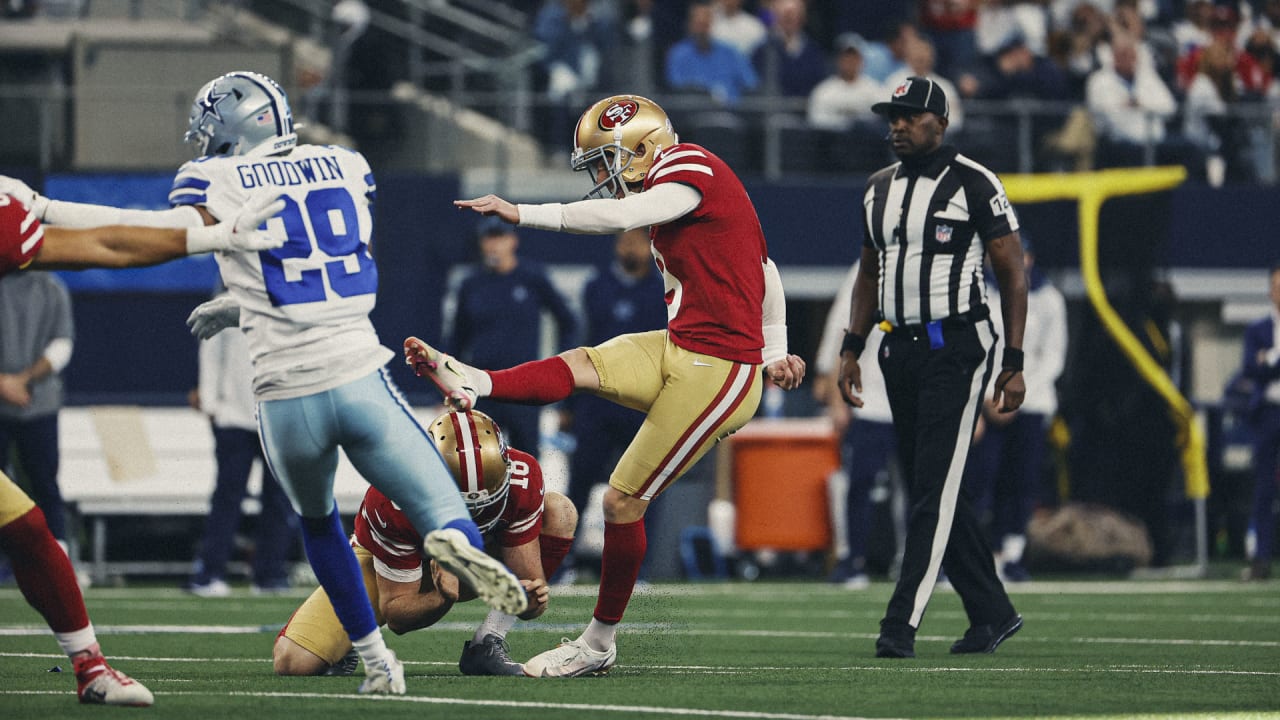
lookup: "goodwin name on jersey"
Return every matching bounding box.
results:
[170,144,390,401]
[232,154,349,190]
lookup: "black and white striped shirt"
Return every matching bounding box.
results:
[861,145,1019,327]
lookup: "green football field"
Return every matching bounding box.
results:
[1,579,1277,719]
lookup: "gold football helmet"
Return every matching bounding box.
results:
[572,95,679,199]
[427,410,512,532]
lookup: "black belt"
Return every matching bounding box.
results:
[880,305,990,348]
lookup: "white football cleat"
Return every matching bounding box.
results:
[523,637,617,678]
[76,658,154,707]
[425,528,528,616]
[357,650,406,695]
[404,337,479,411]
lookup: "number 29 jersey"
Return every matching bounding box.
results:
[170,145,392,401]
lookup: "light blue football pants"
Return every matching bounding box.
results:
[257,366,469,533]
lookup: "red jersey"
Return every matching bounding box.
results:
[643,143,766,364]
[0,194,44,277]
[351,448,545,575]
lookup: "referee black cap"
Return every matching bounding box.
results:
[872,76,949,119]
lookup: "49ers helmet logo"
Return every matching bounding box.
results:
[598,100,639,130]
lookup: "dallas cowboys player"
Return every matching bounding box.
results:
[0,71,526,695]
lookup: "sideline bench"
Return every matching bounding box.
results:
[57,406,395,583]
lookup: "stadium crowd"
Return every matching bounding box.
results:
[515,0,1280,182]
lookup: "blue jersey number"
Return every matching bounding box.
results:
[260,188,378,306]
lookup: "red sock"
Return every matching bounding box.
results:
[539,534,575,579]
[594,519,646,625]
[486,357,575,405]
[0,506,90,633]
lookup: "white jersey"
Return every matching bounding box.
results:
[170,145,392,400]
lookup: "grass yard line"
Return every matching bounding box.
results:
[5,651,1277,678]
[4,623,1278,647]
[3,580,1272,602]
[0,689,902,720]
[647,608,1280,624]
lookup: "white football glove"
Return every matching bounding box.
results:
[186,295,241,340]
[0,175,48,219]
[185,193,287,254]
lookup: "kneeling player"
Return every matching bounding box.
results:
[272,410,577,676]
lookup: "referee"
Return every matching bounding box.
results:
[837,77,1027,658]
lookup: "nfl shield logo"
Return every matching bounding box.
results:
[935,224,953,244]
[883,344,889,359]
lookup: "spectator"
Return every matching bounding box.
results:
[976,0,1051,59]
[1085,32,1178,165]
[752,0,829,98]
[187,289,301,597]
[962,33,1070,101]
[1182,40,1246,184]
[807,32,885,130]
[1244,0,1280,50]
[1097,3,1164,80]
[959,33,1071,169]
[859,20,918,83]
[1171,0,1214,58]
[1240,261,1280,582]
[446,218,578,456]
[711,0,768,57]
[918,0,981,75]
[1061,1,1109,96]
[885,37,966,132]
[534,0,616,151]
[965,234,1068,582]
[0,270,74,556]
[665,0,759,106]
[561,227,667,581]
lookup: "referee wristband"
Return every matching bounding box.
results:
[841,331,867,358]
[1002,347,1024,372]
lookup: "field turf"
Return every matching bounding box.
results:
[1,579,1277,719]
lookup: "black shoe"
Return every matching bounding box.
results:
[323,649,359,676]
[875,620,916,658]
[875,634,916,658]
[459,635,524,676]
[950,614,1023,654]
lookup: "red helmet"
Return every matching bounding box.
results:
[0,193,44,276]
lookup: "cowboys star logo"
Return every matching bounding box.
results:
[196,86,232,124]
[598,100,639,130]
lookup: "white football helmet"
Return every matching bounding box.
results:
[427,410,512,533]
[184,71,297,158]
[572,94,679,199]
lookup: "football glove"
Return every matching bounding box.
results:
[185,193,287,254]
[0,175,48,219]
[186,295,241,340]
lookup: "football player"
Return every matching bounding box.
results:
[1,71,527,696]
[272,409,576,677]
[0,190,284,707]
[409,94,807,677]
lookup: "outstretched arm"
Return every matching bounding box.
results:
[455,183,702,235]
[29,196,285,270]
